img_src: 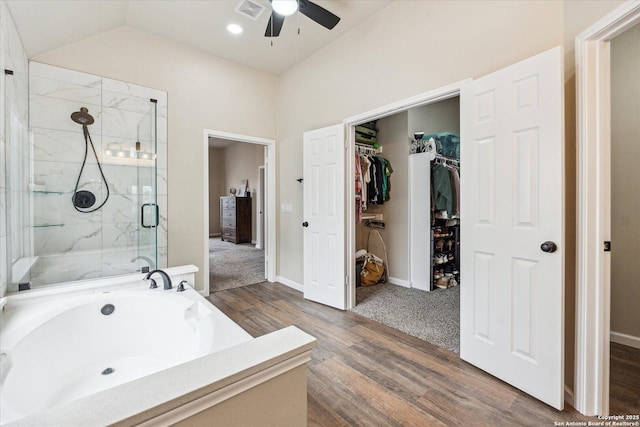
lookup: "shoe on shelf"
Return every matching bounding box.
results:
[435,239,444,252]
[435,276,450,289]
[444,239,453,251]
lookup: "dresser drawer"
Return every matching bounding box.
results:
[222,227,237,242]
[221,217,236,229]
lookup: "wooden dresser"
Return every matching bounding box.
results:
[220,196,252,244]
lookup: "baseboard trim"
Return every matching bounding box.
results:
[610,331,640,349]
[276,276,303,292]
[564,385,574,407]
[387,277,411,288]
[209,233,221,238]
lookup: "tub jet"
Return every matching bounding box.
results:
[101,304,115,316]
[101,368,114,375]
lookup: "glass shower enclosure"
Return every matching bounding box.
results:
[3,62,167,291]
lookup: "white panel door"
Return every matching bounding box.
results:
[303,124,346,309]
[409,152,431,291]
[460,47,564,409]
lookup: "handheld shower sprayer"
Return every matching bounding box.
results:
[70,107,110,213]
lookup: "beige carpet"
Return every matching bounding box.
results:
[209,238,265,293]
[351,283,460,353]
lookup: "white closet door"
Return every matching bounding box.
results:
[303,124,346,309]
[409,152,431,291]
[460,46,565,409]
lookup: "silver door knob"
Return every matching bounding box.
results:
[302,222,309,227]
[540,241,557,253]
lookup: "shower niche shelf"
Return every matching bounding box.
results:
[30,190,64,195]
[33,224,64,228]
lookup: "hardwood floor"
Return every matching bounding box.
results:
[610,342,640,415]
[208,282,637,426]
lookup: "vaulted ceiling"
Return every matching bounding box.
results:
[6,0,392,75]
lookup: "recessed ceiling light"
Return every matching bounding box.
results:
[227,24,243,34]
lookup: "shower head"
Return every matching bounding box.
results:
[71,107,94,125]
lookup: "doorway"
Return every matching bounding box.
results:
[574,1,640,416]
[203,129,276,296]
[608,21,640,415]
[344,82,467,310]
[349,97,462,354]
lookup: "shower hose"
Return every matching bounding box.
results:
[73,124,110,213]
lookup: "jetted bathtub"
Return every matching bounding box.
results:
[0,266,254,425]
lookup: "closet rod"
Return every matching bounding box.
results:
[433,154,459,167]
[355,143,381,156]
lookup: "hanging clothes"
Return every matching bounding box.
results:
[431,158,460,219]
[355,154,363,223]
[381,158,393,202]
[432,163,454,215]
[447,165,460,217]
[367,155,393,205]
[355,152,393,216]
[360,155,371,211]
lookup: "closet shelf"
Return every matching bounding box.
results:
[31,190,64,195]
[434,249,456,255]
[361,213,383,221]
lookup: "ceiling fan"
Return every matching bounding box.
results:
[265,0,340,37]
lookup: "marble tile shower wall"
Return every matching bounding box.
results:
[1,0,29,297]
[28,62,168,285]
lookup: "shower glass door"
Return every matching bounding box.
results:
[20,64,166,290]
[3,66,31,292]
[133,101,158,273]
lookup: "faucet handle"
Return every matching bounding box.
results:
[148,278,158,289]
[177,281,187,292]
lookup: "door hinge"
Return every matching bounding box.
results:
[345,275,349,286]
[604,241,611,252]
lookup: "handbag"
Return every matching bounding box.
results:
[360,253,384,286]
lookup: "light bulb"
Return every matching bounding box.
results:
[271,0,297,16]
[227,24,243,34]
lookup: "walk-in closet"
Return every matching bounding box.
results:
[352,96,462,353]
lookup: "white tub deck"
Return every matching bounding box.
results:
[0,266,316,426]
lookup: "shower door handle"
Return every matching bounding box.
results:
[141,203,159,229]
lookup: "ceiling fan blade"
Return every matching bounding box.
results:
[265,11,285,37]
[298,0,340,30]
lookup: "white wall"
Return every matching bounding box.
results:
[223,142,263,242]
[408,97,460,139]
[610,23,640,340]
[277,0,564,284]
[34,26,277,290]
